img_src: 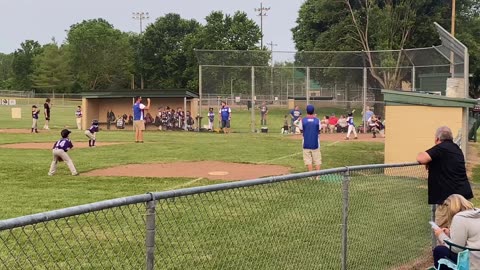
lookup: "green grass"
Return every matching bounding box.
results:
[0,102,432,269]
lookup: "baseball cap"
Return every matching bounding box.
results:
[61,129,71,138]
[306,105,315,114]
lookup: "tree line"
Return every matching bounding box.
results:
[0,1,479,97]
[0,11,261,93]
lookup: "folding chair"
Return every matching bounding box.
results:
[429,239,480,270]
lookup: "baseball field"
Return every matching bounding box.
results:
[0,99,479,269]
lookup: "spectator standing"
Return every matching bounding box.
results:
[75,106,83,130]
[298,105,322,171]
[362,106,374,123]
[132,96,151,143]
[260,102,268,126]
[290,105,302,133]
[43,98,51,130]
[31,105,39,133]
[431,194,480,269]
[219,101,231,134]
[416,126,473,228]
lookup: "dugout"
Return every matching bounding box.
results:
[81,90,199,130]
[382,89,476,166]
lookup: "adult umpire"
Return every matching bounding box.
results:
[416,126,473,228]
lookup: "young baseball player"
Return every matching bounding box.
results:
[345,110,358,140]
[75,106,83,130]
[48,129,79,176]
[31,105,39,133]
[85,119,99,147]
[207,107,215,131]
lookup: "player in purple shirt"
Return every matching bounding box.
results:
[84,119,99,147]
[48,129,79,176]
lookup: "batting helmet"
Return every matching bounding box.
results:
[92,119,99,125]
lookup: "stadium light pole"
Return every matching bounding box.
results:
[255,3,270,49]
[132,12,149,34]
[132,12,149,89]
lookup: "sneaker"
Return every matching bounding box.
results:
[48,173,54,176]
[354,137,358,139]
[72,173,79,176]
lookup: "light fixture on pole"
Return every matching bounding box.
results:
[132,12,149,34]
[254,2,270,49]
[132,12,149,89]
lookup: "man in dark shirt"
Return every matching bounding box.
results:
[43,98,51,130]
[416,126,473,227]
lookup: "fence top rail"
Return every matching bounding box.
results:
[0,162,420,231]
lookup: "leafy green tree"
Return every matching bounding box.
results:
[32,42,73,93]
[140,13,201,89]
[66,19,133,90]
[11,40,43,90]
[0,53,14,89]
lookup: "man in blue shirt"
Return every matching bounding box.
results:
[133,96,151,143]
[290,105,302,133]
[299,105,321,171]
[219,101,231,134]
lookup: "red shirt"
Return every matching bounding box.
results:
[328,116,338,125]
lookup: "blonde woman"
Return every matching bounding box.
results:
[432,194,480,269]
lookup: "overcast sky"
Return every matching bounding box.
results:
[0,0,305,54]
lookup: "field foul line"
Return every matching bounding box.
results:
[171,177,203,189]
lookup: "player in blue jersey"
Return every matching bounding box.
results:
[219,101,231,134]
[31,105,39,133]
[133,96,151,142]
[48,129,79,176]
[290,105,302,133]
[84,119,99,147]
[298,105,322,171]
[345,110,358,140]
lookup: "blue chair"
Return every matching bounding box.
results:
[432,240,480,270]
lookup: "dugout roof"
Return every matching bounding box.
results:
[81,90,199,99]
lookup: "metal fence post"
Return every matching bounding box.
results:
[341,169,350,270]
[146,199,157,270]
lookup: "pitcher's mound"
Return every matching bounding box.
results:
[84,161,290,181]
[0,142,123,149]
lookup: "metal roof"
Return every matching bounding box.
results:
[81,89,199,99]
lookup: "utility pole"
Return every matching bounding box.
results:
[267,41,277,99]
[132,12,149,89]
[254,3,270,49]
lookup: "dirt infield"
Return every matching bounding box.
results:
[0,129,38,134]
[84,161,291,181]
[0,142,123,149]
[289,133,385,142]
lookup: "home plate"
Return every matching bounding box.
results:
[208,171,229,176]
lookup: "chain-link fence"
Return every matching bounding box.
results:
[195,23,468,134]
[0,163,433,269]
